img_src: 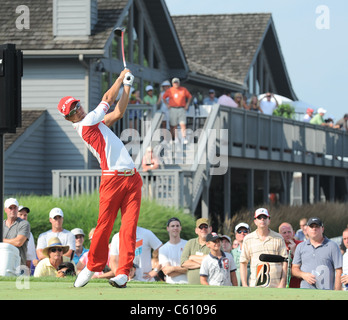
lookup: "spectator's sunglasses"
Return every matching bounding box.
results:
[50,248,63,253]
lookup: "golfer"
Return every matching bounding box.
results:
[57,69,142,288]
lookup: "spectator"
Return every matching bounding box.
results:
[217,91,238,108]
[142,146,160,172]
[163,78,192,144]
[71,228,89,265]
[292,217,343,290]
[278,222,302,288]
[18,205,37,271]
[36,208,75,261]
[2,198,31,268]
[158,217,188,284]
[248,95,263,113]
[232,239,239,249]
[157,80,171,129]
[341,250,348,290]
[303,108,314,123]
[200,232,238,286]
[143,85,158,116]
[143,85,157,106]
[294,218,308,241]
[234,92,247,109]
[109,226,162,283]
[310,108,333,127]
[259,92,279,116]
[34,237,75,277]
[180,218,212,285]
[335,113,348,132]
[220,235,232,253]
[341,228,348,255]
[231,222,251,286]
[203,89,218,105]
[240,208,288,288]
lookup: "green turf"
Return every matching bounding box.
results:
[1,278,347,300]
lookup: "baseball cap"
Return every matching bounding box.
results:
[208,89,215,94]
[49,207,64,219]
[221,235,231,243]
[196,217,209,228]
[4,198,19,208]
[161,80,171,87]
[172,77,180,84]
[307,217,323,227]
[306,108,314,113]
[254,208,270,219]
[317,107,327,114]
[18,205,30,213]
[71,228,85,236]
[145,85,153,92]
[235,222,250,232]
[57,96,80,117]
[206,232,222,242]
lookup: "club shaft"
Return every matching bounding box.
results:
[121,33,126,68]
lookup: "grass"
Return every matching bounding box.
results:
[0,277,347,300]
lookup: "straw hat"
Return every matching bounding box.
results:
[42,237,69,258]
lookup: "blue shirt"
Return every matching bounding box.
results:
[72,247,89,265]
[293,237,342,290]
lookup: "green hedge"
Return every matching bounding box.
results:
[12,193,197,247]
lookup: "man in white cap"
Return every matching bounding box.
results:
[239,208,287,288]
[2,198,30,266]
[310,107,333,127]
[36,208,75,260]
[231,222,251,286]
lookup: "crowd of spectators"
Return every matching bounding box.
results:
[2,198,347,291]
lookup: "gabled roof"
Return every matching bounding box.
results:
[172,14,271,85]
[172,14,297,99]
[0,0,127,51]
[4,110,45,151]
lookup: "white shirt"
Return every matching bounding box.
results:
[260,100,277,115]
[72,101,135,171]
[200,251,236,286]
[37,229,76,251]
[110,226,162,281]
[159,239,188,284]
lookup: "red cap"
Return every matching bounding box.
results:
[57,96,80,117]
[306,108,314,113]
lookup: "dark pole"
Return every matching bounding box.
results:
[0,133,4,242]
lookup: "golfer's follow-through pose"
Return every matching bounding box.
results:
[57,69,142,288]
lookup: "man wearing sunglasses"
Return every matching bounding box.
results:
[240,208,287,288]
[58,69,142,289]
[231,222,250,286]
[180,218,212,284]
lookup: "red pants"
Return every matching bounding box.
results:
[87,172,142,276]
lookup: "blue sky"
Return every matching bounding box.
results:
[165,0,348,121]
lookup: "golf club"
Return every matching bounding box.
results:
[114,27,126,69]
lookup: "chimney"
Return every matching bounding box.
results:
[53,0,98,38]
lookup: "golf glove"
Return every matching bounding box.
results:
[123,72,134,87]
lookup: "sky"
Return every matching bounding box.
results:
[165,0,348,121]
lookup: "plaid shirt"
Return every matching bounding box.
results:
[240,229,287,288]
